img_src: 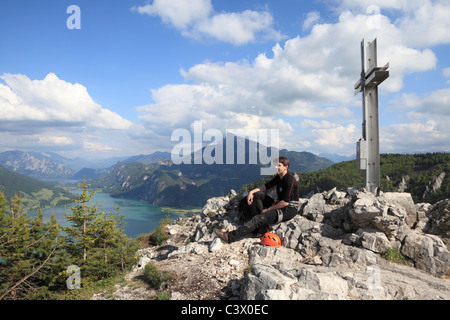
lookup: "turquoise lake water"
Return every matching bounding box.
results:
[30,193,184,239]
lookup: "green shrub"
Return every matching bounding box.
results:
[382,248,408,265]
[149,216,173,246]
[143,262,173,289]
[155,291,170,300]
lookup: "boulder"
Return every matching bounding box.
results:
[425,199,450,249]
[297,267,349,299]
[355,228,391,254]
[415,202,432,220]
[382,192,417,227]
[401,230,450,277]
[241,264,297,300]
[201,190,237,218]
[302,193,326,222]
[136,256,151,269]
[349,191,381,228]
[209,236,223,252]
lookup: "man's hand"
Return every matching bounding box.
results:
[262,200,287,214]
[247,193,254,205]
[247,185,265,206]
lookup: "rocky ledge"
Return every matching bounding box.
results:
[95,187,450,300]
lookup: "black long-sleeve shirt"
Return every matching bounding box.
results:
[264,172,299,203]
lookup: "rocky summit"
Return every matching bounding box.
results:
[94,187,450,300]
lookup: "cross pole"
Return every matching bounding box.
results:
[354,38,389,195]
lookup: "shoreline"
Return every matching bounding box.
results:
[160,206,202,216]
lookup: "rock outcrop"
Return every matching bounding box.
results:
[97,187,450,300]
[423,172,446,199]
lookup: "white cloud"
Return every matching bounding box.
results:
[443,67,450,78]
[0,73,135,158]
[39,136,74,146]
[191,10,283,45]
[132,0,212,29]
[83,141,114,152]
[0,73,132,130]
[396,1,450,47]
[334,0,450,48]
[132,0,284,45]
[381,86,450,153]
[302,11,320,32]
[394,87,450,117]
[419,88,450,118]
[335,0,423,12]
[179,8,438,106]
[382,120,449,153]
[391,93,422,110]
[299,120,359,153]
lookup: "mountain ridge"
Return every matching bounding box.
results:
[72,134,330,207]
[89,141,334,207]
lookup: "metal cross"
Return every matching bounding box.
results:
[354,38,389,195]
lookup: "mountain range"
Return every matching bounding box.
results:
[0,137,334,208]
[0,150,127,180]
[89,136,334,207]
[1,147,448,210]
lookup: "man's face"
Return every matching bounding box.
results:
[276,162,287,175]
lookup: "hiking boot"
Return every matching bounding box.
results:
[214,228,230,244]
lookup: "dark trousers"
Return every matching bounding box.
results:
[228,192,280,243]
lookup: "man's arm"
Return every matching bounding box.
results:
[261,200,288,213]
[247,185,266,205]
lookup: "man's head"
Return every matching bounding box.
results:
[275,156,289,176]
[278,156,289,169]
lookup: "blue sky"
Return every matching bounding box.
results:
[1,0,449,160]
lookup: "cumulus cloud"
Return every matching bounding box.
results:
[0,73,134,157]
[7,1,443,157]
[0,73,132,130]
[382,120,449,153]
[132,0,284,45]
[419,88,450,117]
[302,11,320,32]
[394,87,450,118]
[132,0,212,29]
[382,84,450,153]
[38,135,74,146]
[136,6,440,154]
[110,1,450,155]
[396,1,450,47]
[443,67,450,77]
[299,120,359,153]
[335,0,450,48]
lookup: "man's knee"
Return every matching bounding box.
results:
[253,191,266,199]
[254,210,278,226]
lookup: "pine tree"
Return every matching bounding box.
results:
[63,178,101,266]
[0,193,60,300]
[63,178,137,284]
[1,178,138,298]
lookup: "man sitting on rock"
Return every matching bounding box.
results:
[214,156,300,243]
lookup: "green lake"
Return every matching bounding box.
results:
[30,193,184,239]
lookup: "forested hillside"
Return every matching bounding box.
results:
[0,165,73,210]
[244,153,450,203]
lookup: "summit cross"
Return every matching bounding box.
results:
[354,38,389,195]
